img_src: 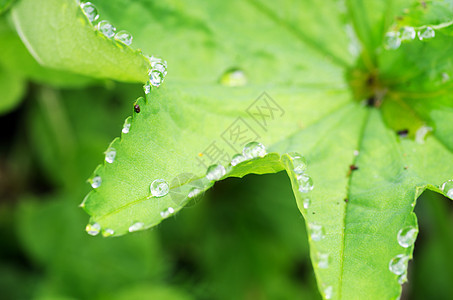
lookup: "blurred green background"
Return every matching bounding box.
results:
[1,4,453,300]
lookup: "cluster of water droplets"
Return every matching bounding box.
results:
[79,2,133,46]
[384,26,435,50]
[286,152,314,210]
[388,223,418,285]
[204,142,267,184]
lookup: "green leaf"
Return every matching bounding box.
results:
[0,17,96,88]
[0,65,24,114]
[0,0,15,15]
[11,0,150,82]
[33,0,451,299]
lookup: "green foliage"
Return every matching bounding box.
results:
[2,0,453,299]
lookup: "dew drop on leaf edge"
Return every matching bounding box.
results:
[384,31,401,50]
[288,152,307,174]
[242,142,266,159]
[441,180,453,199]
[86,222,101,236]
[398,273,408,285]
[206,164,226,181]
[91,176,102,188]
[105,148,116,163]
[231,154,246,166]
[302,197,311,209]
[389,254,409,275]
[160,207,175,218]
[400,26,416,41]
[397,226,418,248]
[148,70,164,87]
[114,30,133,46]
[418,27,435,40]
[129,222,144,232]
[150,179,170,197]
[97,20,116,38]
[102,228,115,237]
[122,118,131,134]
[80,2,99,23]
[188,187,202,199]
[297,174,314,193]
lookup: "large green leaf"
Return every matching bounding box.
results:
[14,0,453,299]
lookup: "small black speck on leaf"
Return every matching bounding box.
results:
[134,104,140,113]
[350,165,359,171]
[366,97,376,107]
[397,129,409,137]
[344,198,349,203]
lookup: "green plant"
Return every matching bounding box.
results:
[3,0,453,299]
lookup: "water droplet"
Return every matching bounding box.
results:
[302,197,311,209]
[288,152,307,174]
[220,69,247,87]
[231,154,246,166]
[389,254,409,275]
[297,174,314,193]
[384,32,401,50]
[415,125,432,144]
[397,226,418,248]
[97,20,116,38]
[418,27,435,40]
[148,56,166,68]
[114,30,133,45]
[105,148,116,163]
[440,179,453,192]
[143,83,151,94]
[242,142,266,159]
[129,222,144,232]
[441,180,453,199]
[122,118,131,134]
[160,207,175,218]
[309,224,325,241]
[152,62,167,76]
[206,164,226,181]
[148,70,164,87]
[324,286,333,299]
[317,252,329,269]
[150,179,170,197]
[398,272,408,285]
[188,187,202,199]
[102,228,115,237]
[90,176,102,188]
[86,223,101,236]
[400,26,416,41]
[353,150,359,156]
[447,189,453,199]
[80,2,99,23]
